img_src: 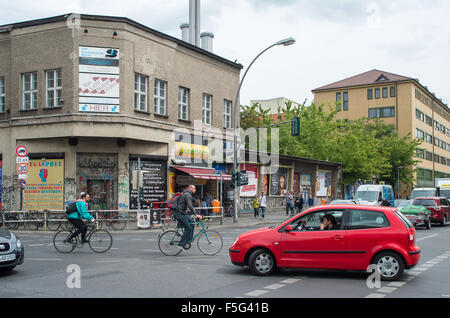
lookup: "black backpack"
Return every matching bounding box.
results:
[65,202,78,215]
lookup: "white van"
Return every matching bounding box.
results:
[354,184,395,206]
[410,187,437,199]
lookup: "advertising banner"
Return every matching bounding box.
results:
[316,171,328,197]
[24,159,64,210]
[240,164,258,197]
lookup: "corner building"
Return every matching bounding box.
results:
[0,14,241,211]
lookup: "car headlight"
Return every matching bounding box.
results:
[16,239,22,249]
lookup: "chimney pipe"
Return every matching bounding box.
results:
[189,0,200,46]
[180,23,189,42]
[200,32,214,52]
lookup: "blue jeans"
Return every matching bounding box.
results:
[174,212,194,247]
[253,208,259,218]
[286,204,294,215]
[260,207,266,218]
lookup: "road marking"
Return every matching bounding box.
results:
[27,258,63,261]
[245,290,269,297]
[442,295,450,298]
[366,293,386,298]
[281,278,302,284]
[28,244,44,247]
[377,287,397,294]
[388,282,406,288]
[417,234,438,242]
[264,284,286,290]
[413,267,429,272]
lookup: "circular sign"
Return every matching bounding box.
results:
[16,145,29,157]
[16,163,29,174]
[19,179,26,188]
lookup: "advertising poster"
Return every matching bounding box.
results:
[316,171,328,197]
[239,164,258,197]
[293,173,300,194]
[24,159,64,210]
[130,160,167,209]
[270,168,289,196]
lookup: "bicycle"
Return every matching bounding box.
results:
[53,221,113,253]
[6,210,43,231]
[0,209,20,230]
[158,216,223,256]
[160,209,177,230]
[95,211,127,231]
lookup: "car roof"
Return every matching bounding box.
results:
[307,204,394,212]
[413,197,445,200]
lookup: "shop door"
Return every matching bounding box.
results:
[87,179,112,210]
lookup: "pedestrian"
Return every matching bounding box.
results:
[259,192,267,219]
[294,196,304,214]
[308,195,314,208]
[251,195,260,219]
[204,191,213,217]
[286,191,294,216]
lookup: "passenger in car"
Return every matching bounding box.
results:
[320,214,338,230]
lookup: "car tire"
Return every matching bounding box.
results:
[441,215,447,227]
[0,266,16,272]
[372,251,405,281]
[248,248,276,276]
[426,218,432,230]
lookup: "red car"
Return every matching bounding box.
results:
[229,205,421,281]
[412,197,449,227]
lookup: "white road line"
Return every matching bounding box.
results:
[388,282,406,288]
[417,234,438,242]
[413,267,429,272]
[281,278,302,284]
[245,290,269,297]
[366,293,386,298]
[377,287,397,294]
[27,258,63,261]
[27,244,44,247]
[264,284,286,290]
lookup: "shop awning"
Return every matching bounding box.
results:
[173,166,231,181]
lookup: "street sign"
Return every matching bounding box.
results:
[16,163,29,174]
[18,174,28,180]
[16,156,29,164]
[15,145,29,157]
[19,179,26,188]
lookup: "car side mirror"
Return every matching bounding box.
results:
[285,225,293,232]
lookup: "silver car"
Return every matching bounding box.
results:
[0,228,24,271]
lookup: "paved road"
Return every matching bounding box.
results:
[1,221,450,299]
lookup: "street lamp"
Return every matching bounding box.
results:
[232,37,296,223]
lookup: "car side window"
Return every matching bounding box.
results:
[292,210,344,231]
[348,210,390,230]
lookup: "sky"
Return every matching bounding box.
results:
[1,0,449,107]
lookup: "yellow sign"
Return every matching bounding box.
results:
[175,142,209,160]
[24,159,64,210]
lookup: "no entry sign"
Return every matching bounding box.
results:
[16,145,29,157]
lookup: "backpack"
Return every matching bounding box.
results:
[167,192,183,211]
[65,201,78,215]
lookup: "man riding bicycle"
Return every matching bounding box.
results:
[173,185,202,250]
[65,193,96,244]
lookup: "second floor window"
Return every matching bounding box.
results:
[134,74,148,111]
[336,92,341,111]
[202,93,212,125]
[0,77,4,113]
[178,87,189,121]
[224,99,232,128]
[46,69,62,108]
[154,79,167,115]
[23,72,37,110]
[343,92,348,111]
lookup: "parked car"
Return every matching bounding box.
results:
[399,205,432,230]
[0,228,24,271]
[329,200,359,205]
[394,199,413,209]
[229,205,421,281]
[412,197,449,227]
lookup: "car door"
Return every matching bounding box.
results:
[278,209,347,270]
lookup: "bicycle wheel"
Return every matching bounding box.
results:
[27,215,41,231]
[46,213,61,231]
[5,214,19,230]
[88,230,113,253]
[197,230,223,255]
[158,230,183,256]
[111,214,127,231]
[53,230,77,253]
[162,215,177,230]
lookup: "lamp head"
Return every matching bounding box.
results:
[276,37,296,46]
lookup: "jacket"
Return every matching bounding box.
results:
[67,200,94,220]
[176,189,196,215]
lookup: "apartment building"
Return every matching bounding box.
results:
[0,14,242,211]
[312,69,450,191]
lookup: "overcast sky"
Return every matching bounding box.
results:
[1,0,449,106]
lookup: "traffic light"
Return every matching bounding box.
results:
[231,171,240,189]
[291,117,300,136]
[238,170,249,186]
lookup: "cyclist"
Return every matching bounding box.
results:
[65,193,96,244]
[173,185,203,250]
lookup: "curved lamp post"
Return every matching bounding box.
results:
[232,37,296,223]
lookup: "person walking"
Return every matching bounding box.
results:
[286,191,294,216]
[251,195,260,219]
[65,193,95,244]
[259,192,267,219]
[294,195,304,214]
[307,195,314,208]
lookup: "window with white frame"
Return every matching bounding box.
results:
[154,79,167,115]
[134,74,148,111]
[0,77,5,113]
[23,72,38,110]
[202,93,212,125]
[178,87,189,120]
[224,99,232,128]
[46,69,62,108]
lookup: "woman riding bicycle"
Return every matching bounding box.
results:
[65,193,96,244]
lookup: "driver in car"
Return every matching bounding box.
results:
[320,214,338,230]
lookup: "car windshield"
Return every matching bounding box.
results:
[439,189,450,199]
[355,191,378,201]
[413,199,437,207]
[395,200,412,208]
[411,190,435,198]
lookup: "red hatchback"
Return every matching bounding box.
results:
[229,205,421,281]
[412,197,449,227]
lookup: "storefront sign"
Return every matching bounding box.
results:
[24,159,64,210]
[240,164,258,197]
[130,160,167,209]
[174,142,209,160]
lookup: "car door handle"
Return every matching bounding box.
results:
[334,235,344,240]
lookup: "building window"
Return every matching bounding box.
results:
[434,137,440,147]
[382,87,388,98]
[0,77,4,113]
[368,108,379,119]
[415,109,424,121]
[134,74,148,111]
[23,72,38,110]
[425,133,433,144]
[416,148,425,159]
[343,91,348,111]
[45,69,62,108]
[425,151,433,161]
[417,168,433,186]
[425,115,433,126]
[224,99,232,128]
[178,87,189,121]
[416,129,424,140]
[441,156,447,165]
[202,93,212,125]
[369,107,395,118]
[154,79,167,115]
[367,88,373,100]
[375,88,380,99]
[434,154,440,163]
[390,86,396,97]
[336,92,342,111]
[434,120,439,130]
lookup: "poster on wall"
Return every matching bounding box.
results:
[24,159,64,210]
[130,160,167,209]
[316,171,328,197]
[270,168,289,196]
[240,164,258,197]
[293,173,300,194]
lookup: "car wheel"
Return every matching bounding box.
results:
[248,248,275,276]
[441,215,447,227]
[426,218,432,230]
[372,251,404,281]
